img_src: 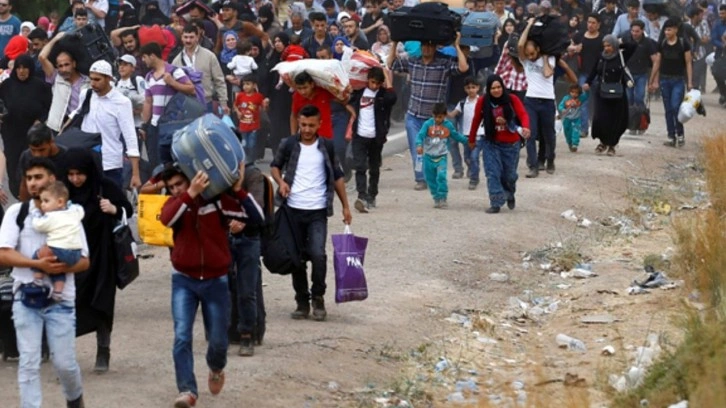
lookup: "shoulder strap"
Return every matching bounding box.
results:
[130,75,139,92]
[618,49,633,83]
[16,201,30,232]
[80,88,94,116]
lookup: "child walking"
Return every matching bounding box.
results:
[31,181,85,301]
[448,77,484,190]
[234,75,269,159]
[349,67,397,213]
[558,84,589,152]
[416,103,468,209]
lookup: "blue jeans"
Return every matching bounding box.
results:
[405,113,426,183]
[469,137,486,183]
[423,154,448,200]
[171,273,230,397]
[331,110,351,175]
[229,235,260,336]
[627,73,648,108]
[104,168,123,190]
[13,299,83,407]
[145,124,165,167]
[525,97,556,170]
[240,130,258,160]
[483,140,520,208]
[578,74,591,134]
[659,77,685,137]
[32,247,81,284]
[288,207,328,301]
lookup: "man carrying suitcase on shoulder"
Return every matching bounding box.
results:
[159,162,264,408]
[388,33,469,191]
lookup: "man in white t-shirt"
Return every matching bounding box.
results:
[518,17,557,178]
[0,158,90,408]
[270,105,352,322]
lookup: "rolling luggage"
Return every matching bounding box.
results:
[628,101,650,132]
[459,11,498,49]
[171,114,245,200]
[390,2,461,45]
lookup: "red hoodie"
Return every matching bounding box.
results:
[160,189,263,280]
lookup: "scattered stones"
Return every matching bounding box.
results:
[581,314,617,324]
[564,373,587,387]
[555,333,587,352]
[602,345,616,356]
[489,272,510,282]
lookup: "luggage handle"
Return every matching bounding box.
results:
[408,20,424,29]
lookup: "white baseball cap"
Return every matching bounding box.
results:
[89,60,113,77]
[119,54,137,67]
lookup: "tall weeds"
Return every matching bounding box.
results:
[613,134,726,407]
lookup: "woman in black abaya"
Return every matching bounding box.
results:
[266,32,293,156]
[0,54,51,198]
[583,34,636,156]
[64,148,132,373]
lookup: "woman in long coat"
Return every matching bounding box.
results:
[583,34,636,156]
[64,148,133,373]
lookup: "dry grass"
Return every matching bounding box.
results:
[612,134,726,407]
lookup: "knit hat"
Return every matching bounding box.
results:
[4,35,29,60]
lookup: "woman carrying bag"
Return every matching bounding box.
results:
[583,34,637,156]
[63,148,133,373]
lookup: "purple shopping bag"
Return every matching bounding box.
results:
[332,226,369,303]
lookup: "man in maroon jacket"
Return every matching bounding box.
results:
[160,164,263,408]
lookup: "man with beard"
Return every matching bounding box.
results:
[110,26,148,76]
[38,32,91,133]
[27,28,49,80]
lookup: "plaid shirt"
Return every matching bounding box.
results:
[494,49,528,92]
[392,56,461,119]
[690,19,710,61]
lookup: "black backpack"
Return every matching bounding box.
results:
[528,15,569,56]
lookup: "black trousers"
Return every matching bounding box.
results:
[352,135,383,202]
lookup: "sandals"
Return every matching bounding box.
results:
[595,144,606,154]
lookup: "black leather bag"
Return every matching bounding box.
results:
[390,2,461,44]
[262,205,301,275]
[114,209,139,290]
[600,82,624,99]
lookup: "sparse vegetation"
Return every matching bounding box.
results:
[612,134,726,407]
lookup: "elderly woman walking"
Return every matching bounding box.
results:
[583,34,636,156]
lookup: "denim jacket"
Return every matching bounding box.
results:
[271,135,344,217]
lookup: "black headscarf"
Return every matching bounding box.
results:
[258,4,276,33]
[483,74,514,140]
[269,32,290,65]
[64,148,103,230]
[10,54,36,81]
[141,1,170,26]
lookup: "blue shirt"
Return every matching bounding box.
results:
[712,20,726,51]
[0,15,20,59]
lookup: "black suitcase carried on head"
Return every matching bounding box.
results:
[528,14,569,56]
[51,23,118,76]
[390,2,462,45]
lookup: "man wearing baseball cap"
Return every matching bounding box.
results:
[72,59,141,189]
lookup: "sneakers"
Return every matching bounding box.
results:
[569,145,578,153]
[174,392,197,408]
[676,135,685,147]
[664,138,676,147]
[595,144,606,154]
[354,199,368,213]
[291,301,310,320]
[507,198,516,210]
[546,161,555,175]
[414,181,427,191]
[468,181,478,190]
[525,168,539,178]
[94,346,110,373]
[452,170,463,179]
[67,395,85,408]
[439,199,448,209]
[208,370,225,395]
[606,146,616,156]
[238,335,254,356]
[367,199,376,209]
[537,160,545,171]
[485,206,500,214]
[311,296,327,321]
[433,199,441,208]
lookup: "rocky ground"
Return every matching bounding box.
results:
[0,87,720,407]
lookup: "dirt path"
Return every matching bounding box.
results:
[1,89,720,407]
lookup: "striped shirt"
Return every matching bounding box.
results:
[144,63,190,126]
[391,56,461,119]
